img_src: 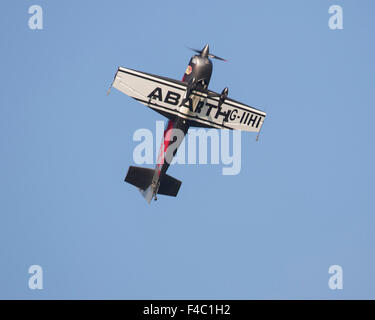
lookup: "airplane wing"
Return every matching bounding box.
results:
[110,67,266,132]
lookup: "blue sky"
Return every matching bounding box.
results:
[1,0,374,299]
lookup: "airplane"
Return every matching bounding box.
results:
[108,44,266,203]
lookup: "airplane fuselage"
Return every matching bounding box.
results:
[151,51,213,200]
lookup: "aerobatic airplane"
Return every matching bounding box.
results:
[108,44,266,203]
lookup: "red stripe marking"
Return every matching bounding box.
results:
[156,119,174,175]
[155,69,187,175]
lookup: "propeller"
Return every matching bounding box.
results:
[187,45,227,62]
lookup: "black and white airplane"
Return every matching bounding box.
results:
[108,44,266,203]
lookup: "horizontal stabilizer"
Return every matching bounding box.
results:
[158,174,181,197]
[125,166,154,191]
[124,166,182,202]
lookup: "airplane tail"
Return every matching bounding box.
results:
[124,166,181,203]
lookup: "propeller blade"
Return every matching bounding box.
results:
[187,47,202,55]
[208,54,227,62]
